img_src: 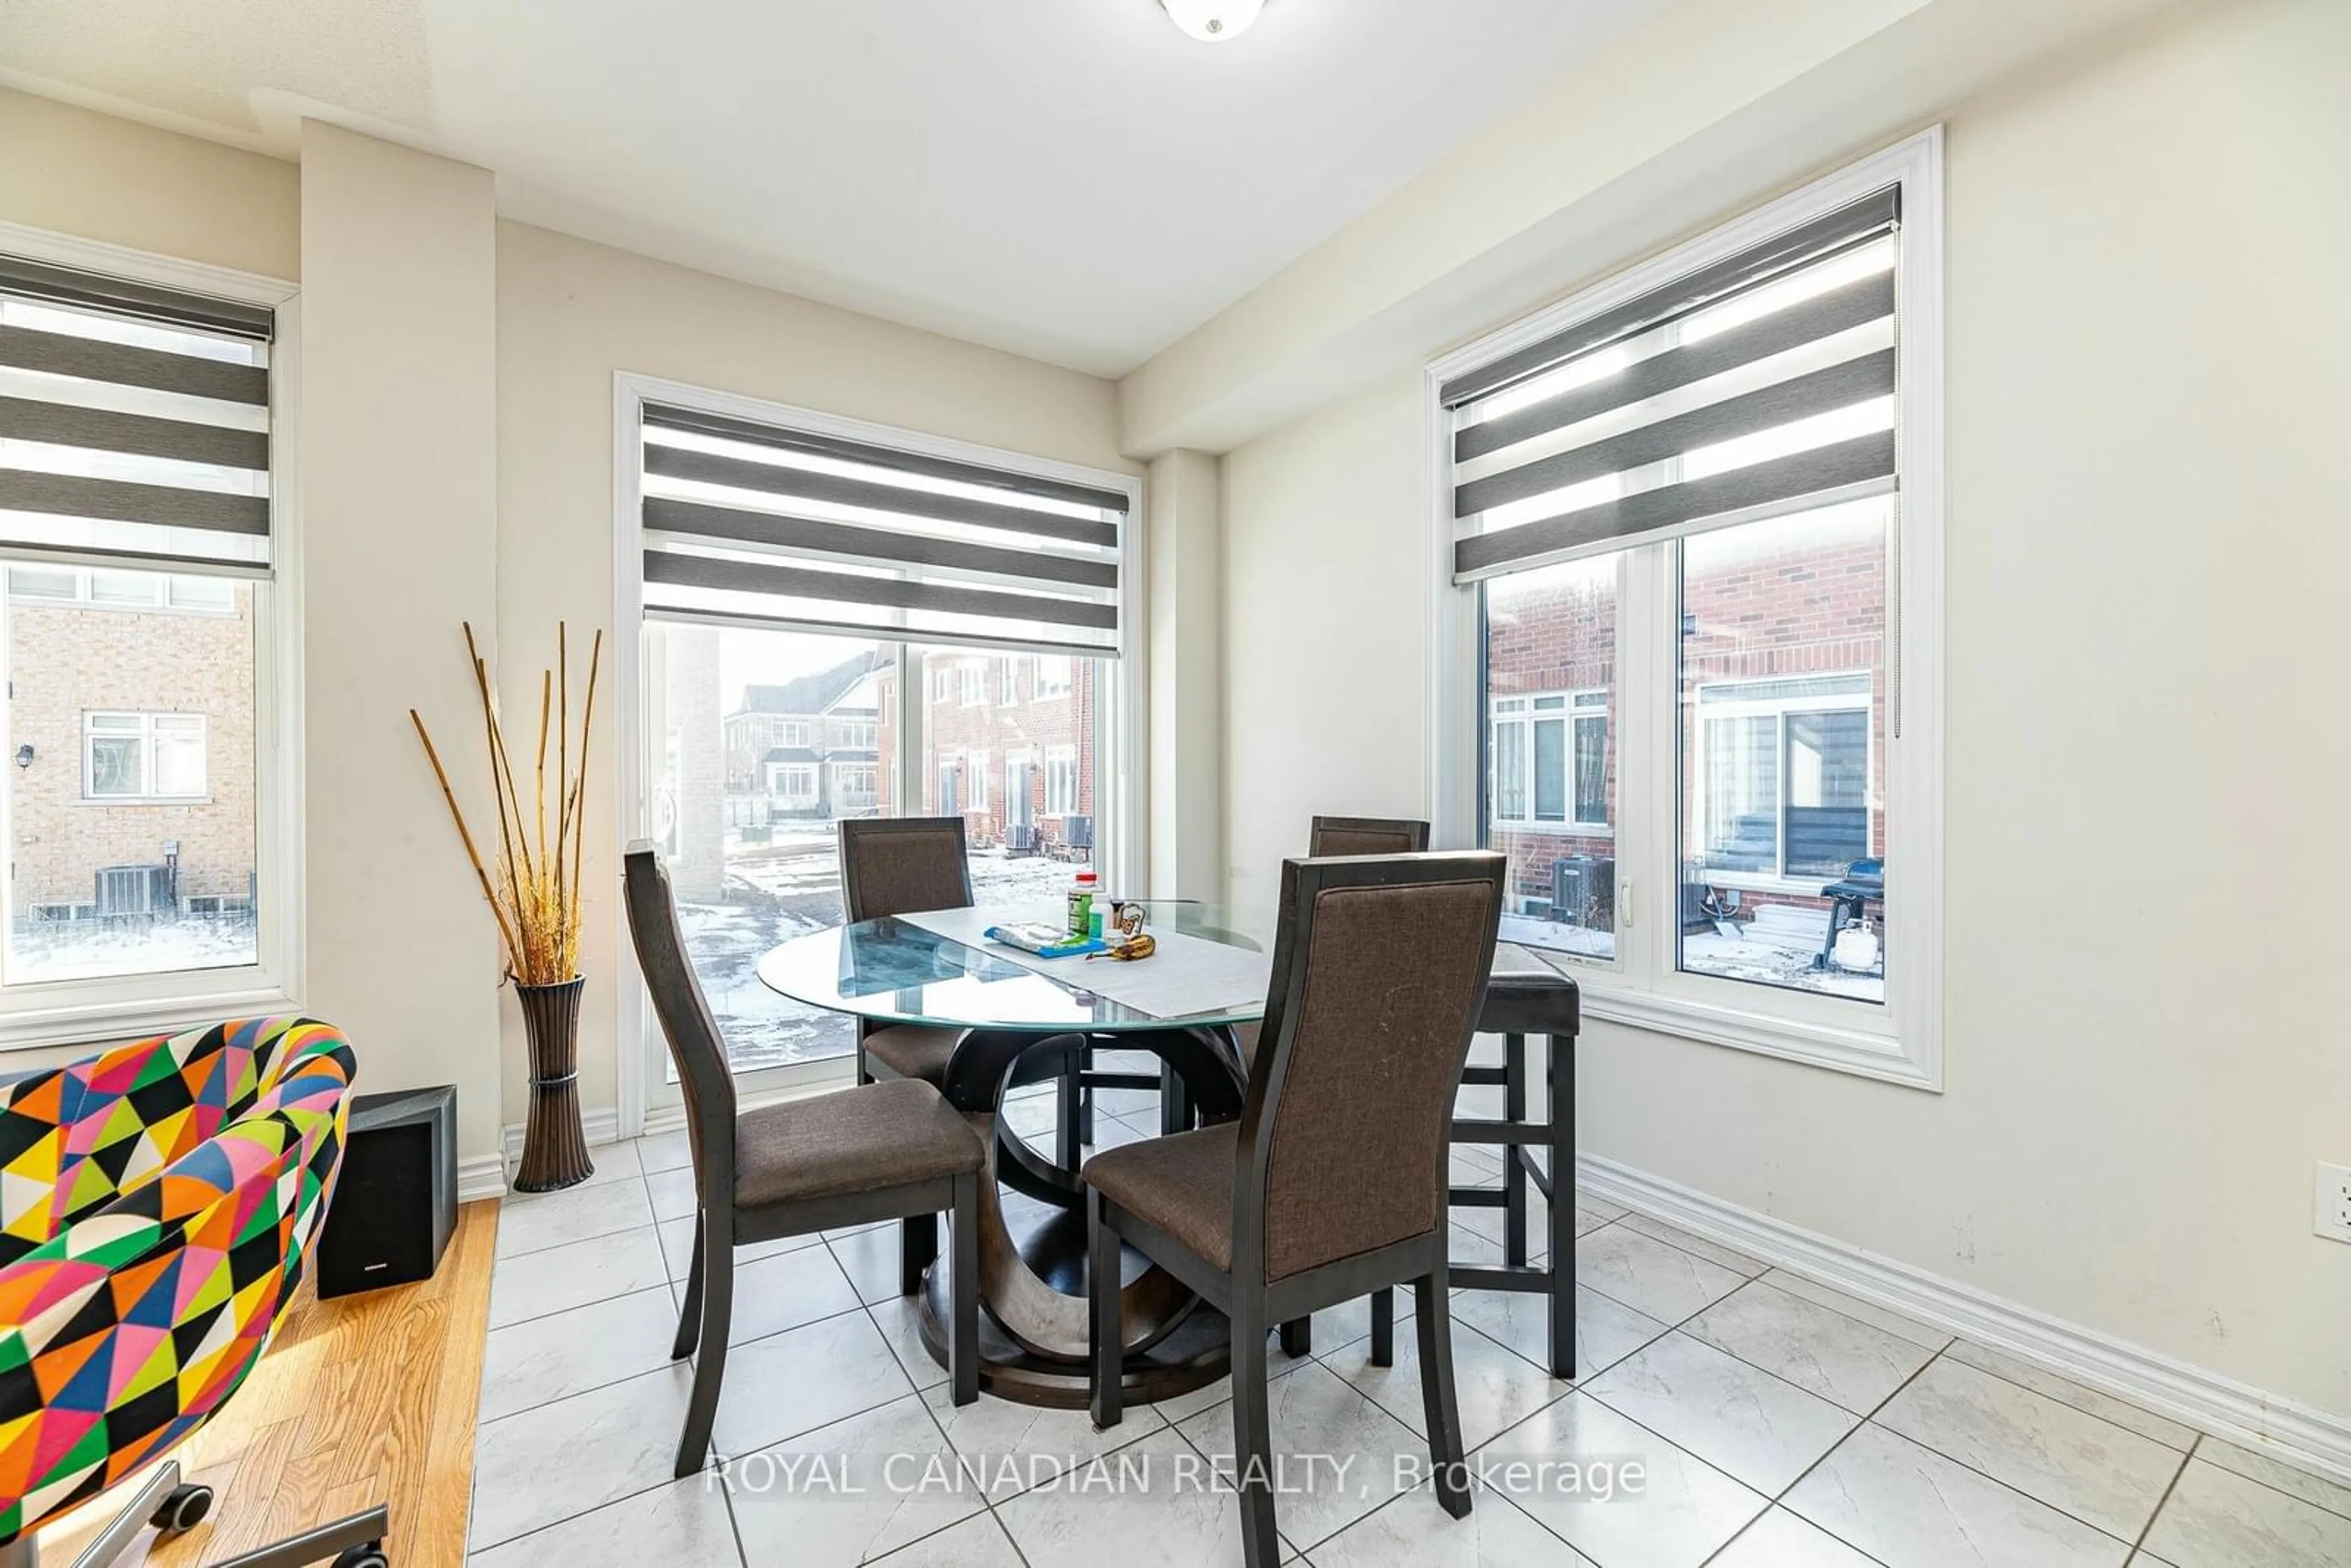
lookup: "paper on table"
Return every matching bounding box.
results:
[898,906,1270,1021]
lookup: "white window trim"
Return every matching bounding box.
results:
[0,219,304,1052]
[997,655,1021,706]
[1689,672,1875,883]
[609,370,1144,1135]
[1034,656,1073,700]
[1044,744,1079,817]
[1425,129,1944,1092]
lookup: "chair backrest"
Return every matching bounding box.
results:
[622,843,737,1190]
[1308,816,1431,858]
[1235,851,1504,1284]
[0,1018,353,1546]
[838,816,975,923]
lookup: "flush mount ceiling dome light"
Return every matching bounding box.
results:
[1159,0,1264,43]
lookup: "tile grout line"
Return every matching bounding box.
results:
[2123,1431,2199,1564]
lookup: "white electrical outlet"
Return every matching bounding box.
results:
[2316,1163,2351,1245]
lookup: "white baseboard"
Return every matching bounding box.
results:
[1577,1152,2351,1486]
[458,1153,509,1204]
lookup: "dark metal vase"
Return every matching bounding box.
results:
[513,975,594,1193]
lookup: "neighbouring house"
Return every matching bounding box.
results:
[3,564,258,962]
[921,651,1096,860]
[720,649,896,827]
[1485,498,1887,953]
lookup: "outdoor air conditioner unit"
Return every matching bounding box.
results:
[1551,854,1614,929]
[1004,823,1038,853]
[94,865,173,919]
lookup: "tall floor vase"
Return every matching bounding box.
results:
[514,976,594,1192]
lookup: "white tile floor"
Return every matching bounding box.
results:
[470,1114,2351,1568]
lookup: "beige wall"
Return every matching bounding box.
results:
[1146,448,1222,899]
[1215,0,2351,1413]
[0,88,299,279]
[493,220,1133,1122]
[1220,370,1430,903]
[298,122,506,1161]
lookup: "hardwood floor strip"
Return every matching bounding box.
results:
[37,1198,500,1568]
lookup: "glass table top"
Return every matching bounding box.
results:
[756,901,1277,1032]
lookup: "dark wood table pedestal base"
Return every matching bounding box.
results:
[913,1026,1247,1408]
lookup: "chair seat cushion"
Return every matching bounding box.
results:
[1081,1121,1238,1272]
[863,1024,964,1086]
[735,1079,983,1207]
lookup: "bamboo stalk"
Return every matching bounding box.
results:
[410,709,522,970]
[417,623,603,988]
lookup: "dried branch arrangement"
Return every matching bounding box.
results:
[410,622,603,986]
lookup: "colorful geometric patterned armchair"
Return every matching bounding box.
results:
[0,1018,389,1568]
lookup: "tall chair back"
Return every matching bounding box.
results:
[622,843,737,1186]
[1236,852,1503,1283]
[839,817,975,922]
[1307,816,1431,857]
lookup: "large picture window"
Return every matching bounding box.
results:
[0,245,293,1030]
[1438,133,1943,1084]
[626,381,1134,1090]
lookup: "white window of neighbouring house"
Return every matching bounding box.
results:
[959,663,986,706]
[0,242,295,1032]
[1433,132,1944,1086]
[1034,655,1073,699]
[997,655,1021,705]
[1044,745,1078,817]
[83,712,208,801]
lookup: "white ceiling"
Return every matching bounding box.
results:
[0,0,1665,375]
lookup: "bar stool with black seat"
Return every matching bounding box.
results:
[623,842,985,1479]
[1083,850,1506,1568]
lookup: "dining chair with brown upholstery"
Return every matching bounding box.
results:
[624,842,984,1478]
[837,816,988,1292]
[1307,814,1430,858]
[1083,850,1506,1568]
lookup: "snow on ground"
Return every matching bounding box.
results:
[7,915,256,986]
[1500,912,1884,1003]
[683,828,1097,1075]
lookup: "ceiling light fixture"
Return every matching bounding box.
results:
[1159,0,1264,43]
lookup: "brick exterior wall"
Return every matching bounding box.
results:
[1480,505,1886,926]
[6,591,258,912]
[920,653,1097,858]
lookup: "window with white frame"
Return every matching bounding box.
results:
[1434,133,1942,1084]
[780,720,813,747]
[83,711,207,801]
[1034,656,1073,699]
[1044,745,1079,816]
[0,246,293,1022]
[997,655,1022,705]
[628,383,1134,1089]
[770,763,818,798]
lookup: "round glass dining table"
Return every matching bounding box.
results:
[757,901,1273,1408]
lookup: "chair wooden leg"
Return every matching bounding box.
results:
[950,1177,979,1406]
[1231,1295,1282,1568]
[1370,1286,1395,1367]
[672,1209,705,1360]
[674,1210,734,1479]
[1415,1271,1471,1519]
[1278,1318,1311,1358]
[1088,1187,1123,1430]
[901,1211,938,1297]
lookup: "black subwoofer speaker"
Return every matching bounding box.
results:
[317,1084,457,1299]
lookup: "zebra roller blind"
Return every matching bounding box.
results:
[638,403,1128,657]
[1445,187,1900,582]
[0,254,277,575]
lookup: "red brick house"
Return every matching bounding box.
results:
[920,651,1097,860]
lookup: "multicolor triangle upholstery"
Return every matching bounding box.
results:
[0,1017,354,1547]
